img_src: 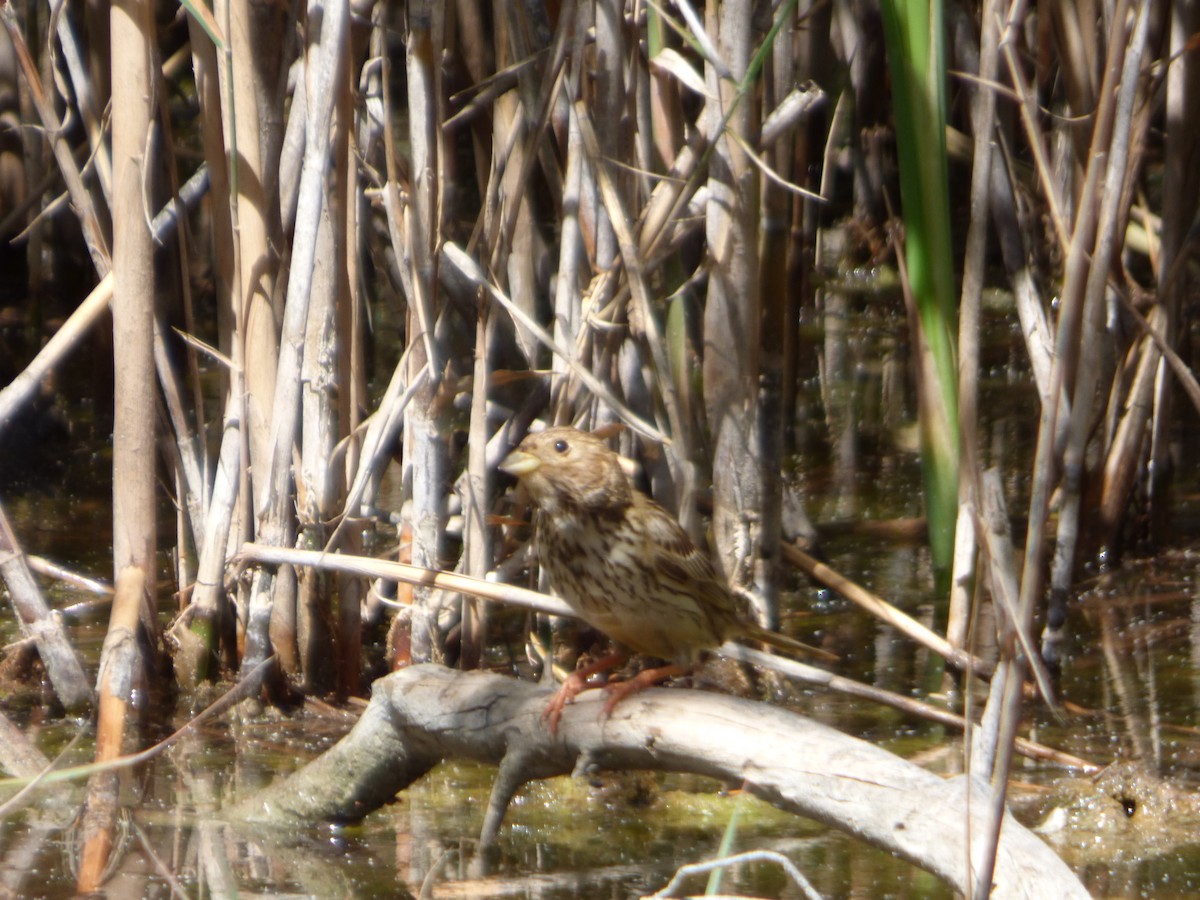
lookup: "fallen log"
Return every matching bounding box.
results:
[231,664,1087,898]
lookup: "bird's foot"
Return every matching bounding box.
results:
[543,671,591,735]
[600,663,691,718]
[542,652,627,734]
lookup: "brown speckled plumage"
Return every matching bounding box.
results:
[500,427,828,724]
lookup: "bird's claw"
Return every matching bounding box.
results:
[542,671,591,735]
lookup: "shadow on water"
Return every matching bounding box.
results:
[5,292,1200,897]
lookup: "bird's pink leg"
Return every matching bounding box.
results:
[600,663,691,718]
[543,652,626,734]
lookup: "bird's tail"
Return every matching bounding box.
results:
[744,623,838,663]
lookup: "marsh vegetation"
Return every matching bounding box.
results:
[1,0,1199,896]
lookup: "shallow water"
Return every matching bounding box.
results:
[10,499,1200,897]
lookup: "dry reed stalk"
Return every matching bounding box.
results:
[758,3,796,642]
[240,0,349,683]
[47,0,112,203]
[0,500,91,707]
[148,84,210,539]
[153,319,206,571]
[971,468,1057,899]
[460,306,494,669]
[295,54,354,686]
[704,0,768,609]
[109,0,156,595]
[575,101,692,487]
[1147,4,1200,541]
[334,52,364,696]
[946,0,1003,656]
[1048,0,1151,607]
[75,0,159,879]
[152,71,209,543]
[592,0,621,274]
[485,3,541,366]
[183,30,233,347]
[988,133,1059,407]
[450,8,503,665]
[296,196,341,682]
[1013,0,1127,635]
[552,97,585,404]
[1,5,110,272]
[213,0,278,515]
[76,566,145,891]
[949,7,1012,887]
[972,5,1151,890]
[171,411,241,684]
[777,59,828,427]
[728,645,1091,772]
[400,0,448,664]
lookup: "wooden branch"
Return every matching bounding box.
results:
[230,665,1087,898]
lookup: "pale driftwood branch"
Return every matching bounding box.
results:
[230,665,1087,898]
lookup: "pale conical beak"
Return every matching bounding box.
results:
[499,450,541,477]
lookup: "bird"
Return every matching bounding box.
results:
[499,425,833,731]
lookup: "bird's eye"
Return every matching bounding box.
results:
[553,439,569,453]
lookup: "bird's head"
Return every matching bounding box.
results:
[499,426,633,514]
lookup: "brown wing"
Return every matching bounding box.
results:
[631,494,740,623]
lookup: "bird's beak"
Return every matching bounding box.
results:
[499,449,541,477]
